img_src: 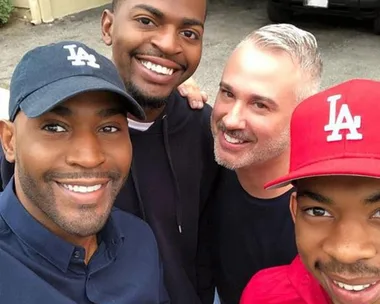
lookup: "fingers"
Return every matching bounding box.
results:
[177,77,207,110]
[189,91,208,110]
[179,90,205,109]
[201,91,208,103]
[189,99,204,109]
[178,86,188,97]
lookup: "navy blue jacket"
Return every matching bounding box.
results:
[0,92,220,304]
[0,178,169,303]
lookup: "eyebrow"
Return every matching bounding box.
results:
[133,4,204,29]
[133,4,163,18]
[97,108,127,118]
[296,190,333,205]
[49,106,126,118]
[364,191,380,205]
[297,189,380,206]
[182,17,204,29]
[219,81,233,92]
[50,106,72,117]
[219,81,278,107]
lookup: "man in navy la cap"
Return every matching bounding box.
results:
[0,41,169,303]
[8,40,145,121]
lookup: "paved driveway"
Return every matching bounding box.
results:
[1,0,379,108]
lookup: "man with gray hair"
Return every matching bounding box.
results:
[207,23,323,304]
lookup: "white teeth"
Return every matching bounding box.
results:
[333,280,375,292]
[63,184,102,193]
[224,133,244,144]
[140,60,174,75]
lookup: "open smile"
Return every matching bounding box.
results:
[333,279,377,292]
[218,131,251,152]
[61,183,102,193]
[324,273,380,304]
[54,180,110,204]
[223,132,248,144]
[139,60,174,76]
[133,55,183,86]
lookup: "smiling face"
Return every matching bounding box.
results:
[101,0,206,109]
[291,176,380,304]
[211,44,300,170]
[1,91,132,241]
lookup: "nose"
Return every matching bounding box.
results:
[66,132,106,169]
[151,26,182,56]
[222,100,246,130]
[322,219,377,264]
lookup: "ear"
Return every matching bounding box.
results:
[0,120,16,163]
[289,191,298,224]
[101,9,114,46]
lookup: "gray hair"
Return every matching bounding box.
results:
[237,23,323,102]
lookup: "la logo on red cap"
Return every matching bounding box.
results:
[324,94,363,142]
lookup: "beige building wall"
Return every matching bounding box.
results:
[11,0,111,23]
[50,0,110,19]
[11,0,30,8]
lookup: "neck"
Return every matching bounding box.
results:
[235,149,293,199]
[75,236,98,264]
[56,232,98,264]
[144,106,166,122]
[128,107,165,122]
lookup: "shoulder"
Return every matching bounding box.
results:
[110,209,161,259]
[240,264,301,304]
[111,208,156,242]
[213,169,243,198]
[219,168,238,184]
[169,91,213,127]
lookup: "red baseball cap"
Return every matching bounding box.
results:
[265,78,380,189]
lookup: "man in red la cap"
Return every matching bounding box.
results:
[240,78,380,304]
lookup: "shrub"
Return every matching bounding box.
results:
[0,0,13,25]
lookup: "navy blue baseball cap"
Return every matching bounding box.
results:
[9,41,145,121]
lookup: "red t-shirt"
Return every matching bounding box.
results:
[240,255,332,304]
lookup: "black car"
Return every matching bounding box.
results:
[267,0,380,34]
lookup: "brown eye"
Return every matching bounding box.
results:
[43,124,66,133]
[250,100,269,110]
[180,30,199,40]
[254,102,267,109]
[305,207,331,217]
[100,126,119,133]
[137,17,154,26]
[220,88,233,98]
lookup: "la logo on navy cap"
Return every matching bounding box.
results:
[9,41,145,122]
[64,44,101,69]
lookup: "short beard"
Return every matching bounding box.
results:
[316,258,380,276]
[212,119,290,170]
[126,82,168,110]
[15,156,121,238]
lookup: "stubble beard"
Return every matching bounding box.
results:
[15,159,122,238]
[213,127,290,170]
[125,80,168,110]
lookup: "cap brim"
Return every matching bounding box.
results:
[265,157,380,189]
[15,76,145,120]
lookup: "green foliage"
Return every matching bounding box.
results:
[0,0,13,25]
